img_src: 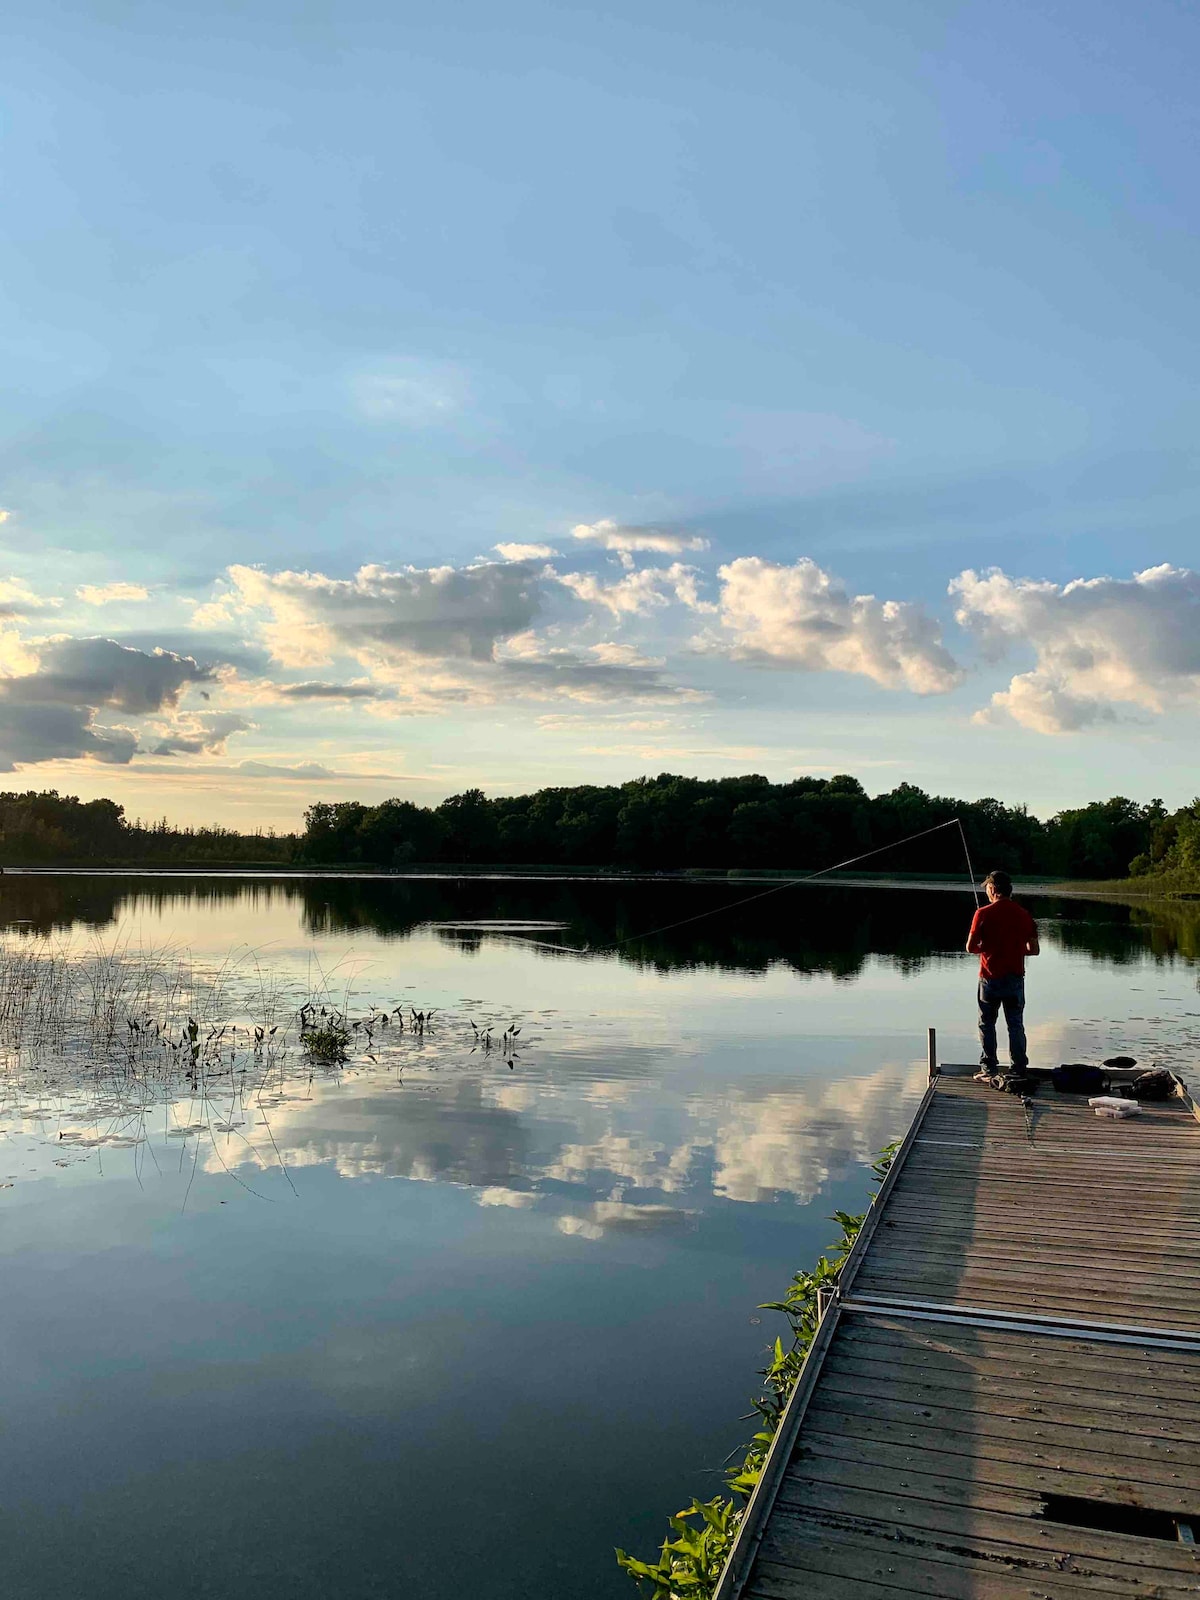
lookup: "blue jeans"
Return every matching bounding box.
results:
[978,974,1027,1070]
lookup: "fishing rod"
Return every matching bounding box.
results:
[597,815,979,954]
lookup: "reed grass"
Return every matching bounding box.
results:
[0,934,513,1206]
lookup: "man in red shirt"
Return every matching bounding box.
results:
[966,869,1040,1074]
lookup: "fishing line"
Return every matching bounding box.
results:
[957,817,983,909]
[594,815,980,954]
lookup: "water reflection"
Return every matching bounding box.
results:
[0,874,1198,1600]
[5,870,1200,973]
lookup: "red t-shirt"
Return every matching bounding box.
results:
[968,898,1038,979]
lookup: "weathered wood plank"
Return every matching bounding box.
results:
[794,1427,1200,1510]
[771,1478,1200,1574]
[853,1258,1200,1306]
[836,1324,1200,1387]
[807,1389,1200,1466]
[857,1242,1200,1286]
[758,1514,1200,1598]
[849,1272,1200,1325]
[812,1371,1200,1439]
[801,1408,1200,1486]
[820,1352,1200,1423]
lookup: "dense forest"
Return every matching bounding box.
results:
[299,774,1195,884]
[0,777,1194,887]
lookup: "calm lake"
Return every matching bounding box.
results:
[1,873,1198,1599]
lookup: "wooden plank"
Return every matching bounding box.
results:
[811,1370,1200,1439]
[845,1309,1200,1351]
[820,1352,1200,1423]
[851,1258,1200,1305]
[755,1518,1200,1600]
[795,1428,1200,1510]
[836,1078,942,1301]
[836,1325,1200,1388]
[805,1388,1200,1465]
[850,1269,1200,1323]
[842,1296,1200,1347]
[801,1405,1200,1485]
[875,1209,1200,1249]
[772,1477,1200,1574]
[854,1268,1200,1310]
[859,1241,1200,1284]
[887,1173,1200,1198]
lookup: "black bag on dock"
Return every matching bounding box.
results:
[1052,1063,1107,1094]
[1132,1068,1174,1100]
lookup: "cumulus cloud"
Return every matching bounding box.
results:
[711,556,962,694]
[493,542,559,561]
[209,560,695,705]
[0,638,210,770]
[76,582,150,605]
[952,563,1200,733]
[222,560,543,668]
[149,711,251,757]
[13,638,212,713]
[571,519,709,568]
[557,566,677,617]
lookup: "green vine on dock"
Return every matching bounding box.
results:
[615,1141,900,1600]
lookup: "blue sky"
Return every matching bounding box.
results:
[1,0,1198,828]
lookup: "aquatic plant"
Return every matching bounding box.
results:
[298,1002,352,1062]
[615,1142,899,1600]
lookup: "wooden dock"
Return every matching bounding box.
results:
[714,1054,1200,1600]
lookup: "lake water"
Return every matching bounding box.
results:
[0,873,1197,1599]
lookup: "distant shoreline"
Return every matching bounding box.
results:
[0,860,1193,906]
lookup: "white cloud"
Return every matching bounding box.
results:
[213,560,696,706]
[952,563,1200,733]
[711,556,962,694]
[475,1187,541,1208]
[588,642,663,667]
[571,519,709,568]
[493,543,559,561]
[557,566,674,617]
[149,711,252,756]
[557,561,709,618]
[76,582,151,605]
[223,560,543,669]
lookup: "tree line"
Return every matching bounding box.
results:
[298,774,1194,882]
[0,777,1194,885]
[0,791,290,865]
